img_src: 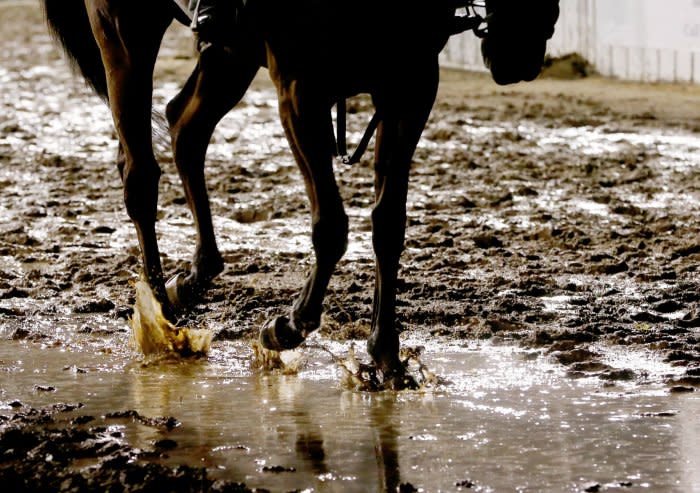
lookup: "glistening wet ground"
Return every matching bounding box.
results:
[2,338,698,492]
[1,2,700,491]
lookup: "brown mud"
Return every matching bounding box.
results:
[3,3,697,377]
[1,2,699,491]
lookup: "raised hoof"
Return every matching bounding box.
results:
[165,273,193,310]
[259,316,306,351]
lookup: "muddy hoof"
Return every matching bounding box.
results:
[381,368,419,391]
[259,316,305,351]
[165,273,193,310]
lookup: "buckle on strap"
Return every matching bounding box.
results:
[335,100,381,166]
[448,0,488,38]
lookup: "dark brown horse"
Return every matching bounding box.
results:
[43,0,559,388]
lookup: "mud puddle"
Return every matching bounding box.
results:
[1,338,698,492]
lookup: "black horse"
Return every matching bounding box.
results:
[43,0,559,388]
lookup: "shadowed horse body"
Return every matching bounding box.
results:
[43,0,559,388]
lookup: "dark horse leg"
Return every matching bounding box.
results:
[85,1,174,314]
[260,76,349,350]
[164,47,260,308]
[367,63,439,389]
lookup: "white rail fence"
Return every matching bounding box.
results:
[441,0,700,83]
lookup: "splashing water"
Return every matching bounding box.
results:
[249,338,442,391]
[310,343,444,392]
[250,339,303,375]
[130,279,213,356]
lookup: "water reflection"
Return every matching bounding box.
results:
[1,339,698,491]
[371,395,401,492]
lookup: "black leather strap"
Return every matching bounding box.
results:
[335,100,381,166]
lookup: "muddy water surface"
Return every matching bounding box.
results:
[2,338,698,492]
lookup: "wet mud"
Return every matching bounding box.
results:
[1,2,700,491]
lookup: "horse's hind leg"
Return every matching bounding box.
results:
[260,79,348,351]
[86,2,173,314]
[165,48,259,308]
[368,64,439,389]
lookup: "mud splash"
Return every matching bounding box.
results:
[130,279,212,356]
[250,339,302,374]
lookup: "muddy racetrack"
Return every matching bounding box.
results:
[1,1,699,491]
[2,2,697,374]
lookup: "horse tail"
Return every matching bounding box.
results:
[42,0,108,101]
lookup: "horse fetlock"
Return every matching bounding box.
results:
[367,330,400,368]
[291,308,320,337]
[146,277,176,322]
[165,265,218,310]
[367,335,417,390]
[191,248,224,282]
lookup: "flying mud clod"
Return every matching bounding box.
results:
[130,279,213,356]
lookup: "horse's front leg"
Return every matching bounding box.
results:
[86,3,173,315]
[368,65,439,389]
[165,47,259,308]
[260,78,348,351]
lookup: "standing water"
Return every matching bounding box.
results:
[1,337,698,492]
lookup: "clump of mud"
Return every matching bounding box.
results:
[130,280,212,356]
[0,403,252,492]
[541,52,595,79]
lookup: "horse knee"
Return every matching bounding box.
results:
[168,106,214,176]
[122,160,161,223]
[311,210,348,265]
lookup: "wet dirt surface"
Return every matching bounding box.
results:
[1,1,700,491]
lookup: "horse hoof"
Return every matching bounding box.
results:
[373,358,419,391]
[165,273,189,310]
[384,371,419,391]
[367,339,417,389]
[259,316,305,351]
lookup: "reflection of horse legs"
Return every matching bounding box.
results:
[260,77,349,350]
[371,396,401,491]
[165,48,259,308]
[86,2,173,315]
[368,64,439,388]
